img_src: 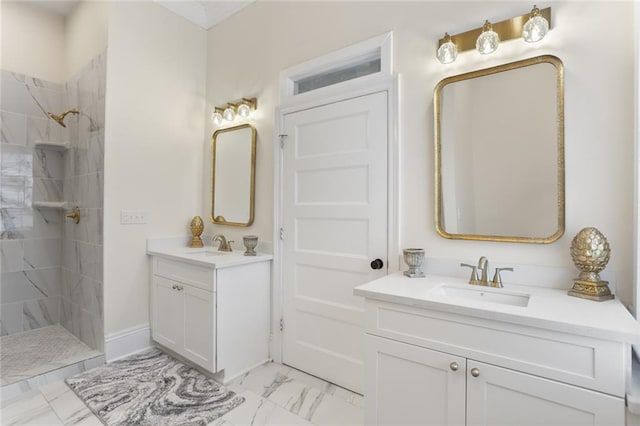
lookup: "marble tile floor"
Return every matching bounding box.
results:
[1,325,102,387]
[2,359,364,425]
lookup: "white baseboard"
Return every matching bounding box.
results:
[104,324,152,362]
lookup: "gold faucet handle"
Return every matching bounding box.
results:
[460,263,479,283]
[227,240,234,251]
[492,267,514,287]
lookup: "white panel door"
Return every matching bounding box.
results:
[152,276,184,353]
[466,360,625,426]
[282,91,388,393]
[366,335,467,426]
[183,284,215,372]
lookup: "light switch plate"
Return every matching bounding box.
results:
[121,210,147,225]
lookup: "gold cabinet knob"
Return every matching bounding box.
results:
[470,367,480,377]
[449,362,459,371]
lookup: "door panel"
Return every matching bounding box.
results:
[282,91,388,393]
[183,285,215,371]
[152,276,184,352]
[466,360,624,426]
[366,335,467,426]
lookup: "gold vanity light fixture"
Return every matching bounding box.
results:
[437,5,551,64]
[211,107,224,126]
[212,97,258,126]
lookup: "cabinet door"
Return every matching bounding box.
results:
[152,276,184,353]
[183,284,215,372]
[366,334,466,426]
[466,360,624,426]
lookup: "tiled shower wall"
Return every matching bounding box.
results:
[61,52,106,351]
[1,72,67,335]
[0,50,105,351]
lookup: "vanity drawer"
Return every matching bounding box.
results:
[153,257,215,292]
[365,300,627,397]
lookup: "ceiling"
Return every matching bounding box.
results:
[26,0,254,30]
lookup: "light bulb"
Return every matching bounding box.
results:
[223,107,235,121]
[476,20,499,55]
[211,110,223,125]
[522,5,549,43]
[436,33,458,64]
[237,103,251,118]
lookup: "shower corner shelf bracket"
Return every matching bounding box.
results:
[32,201,71,210]
[34,141,71,151]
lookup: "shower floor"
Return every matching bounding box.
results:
[0,325,101,387]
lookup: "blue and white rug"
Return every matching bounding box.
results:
[65,347,244,425]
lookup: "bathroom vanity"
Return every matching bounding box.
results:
[355,273,640,425]
[147,241,272,383]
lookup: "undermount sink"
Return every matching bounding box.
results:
[432,285,530,307]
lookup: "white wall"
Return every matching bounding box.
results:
[103,2,206,336]
[65,1,108,80]
[0,1,65,83]
[204,1,636,304]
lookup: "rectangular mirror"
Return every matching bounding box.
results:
[434,55,564,243]
[211,124,256,227]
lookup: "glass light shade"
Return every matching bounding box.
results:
[211,111,223,125]
[437,38,458,64]
[522,15,549,43]
[237,103,251,118]
[223,107,235,121]
[476,23,499,55]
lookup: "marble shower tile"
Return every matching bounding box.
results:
[0,208,30,239]
[0,302,23,335]
[31,207,63,240]
[33,148,65,179]
[23,297,60,331]
[79,309,102,351]
[1,145,32,177]
[1,239,24,272]
[26,116,68,146]
[1,268,61,303]
[33,178,63,202]
[73,147,88,176]
[62,239,79,272]
[87,131,103,174]
[61,267,81,301]
[0,111,27,145]
[23,238,61,269]
[0,176,33,208]
[77,242,98,279]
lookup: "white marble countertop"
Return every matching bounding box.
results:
[354,272,640,344]
[147,237,273,269]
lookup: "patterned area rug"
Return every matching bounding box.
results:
[65,347,244,425]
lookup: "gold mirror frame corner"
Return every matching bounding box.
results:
[210,123,257,228]
[434,54,565,244]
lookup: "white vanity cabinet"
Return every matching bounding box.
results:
[150,254,271,382]
[359,287,636,426]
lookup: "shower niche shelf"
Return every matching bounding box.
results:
[34,141,71,151]
[32,201,71,210]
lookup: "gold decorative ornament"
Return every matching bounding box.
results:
[189,216,204,248]
[568,227,614,301]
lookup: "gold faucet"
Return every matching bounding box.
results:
[461,257,513,288]
[212,234,234,252]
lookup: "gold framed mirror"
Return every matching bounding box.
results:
[211,124,256,227]
[434,55,564,243]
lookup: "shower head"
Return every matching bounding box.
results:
[47,109,79,128]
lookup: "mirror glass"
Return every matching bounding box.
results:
[211,124,256,227]
[435,55,564,243]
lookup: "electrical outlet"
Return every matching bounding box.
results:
[120,210,147,225]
